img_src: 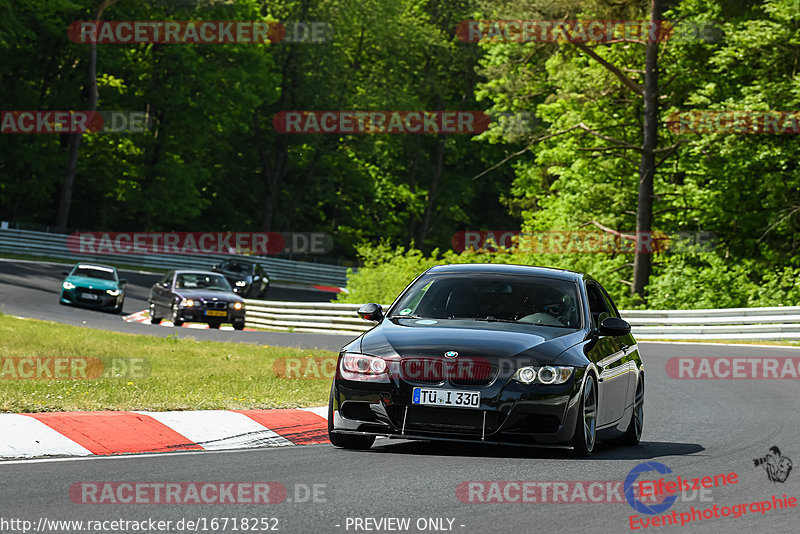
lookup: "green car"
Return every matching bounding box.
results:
[59,263,127,314]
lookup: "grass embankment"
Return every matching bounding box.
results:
[0,314,336,413]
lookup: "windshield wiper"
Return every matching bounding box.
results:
[472,316,519,323]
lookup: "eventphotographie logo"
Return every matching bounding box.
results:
[754,446,793,483]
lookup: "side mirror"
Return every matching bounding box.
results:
[598,317,631,337]
[119,279,128,286]
[357,303,383,322]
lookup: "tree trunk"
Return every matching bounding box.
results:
[54,0,113,232]
[416,136,447,247]
[631,0,662,301]
[254,110,287,231]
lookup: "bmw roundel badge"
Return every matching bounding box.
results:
[444,351,458,358]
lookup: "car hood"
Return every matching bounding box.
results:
[353,319,585,364]
[65,276,118,290]
[173,289,243,302]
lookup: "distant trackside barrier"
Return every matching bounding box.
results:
[241,302,800,340]
[0,228,348,287]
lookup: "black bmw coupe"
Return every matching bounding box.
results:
[147,270,246,330]
[328,264,643,456]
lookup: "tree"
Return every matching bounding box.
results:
[55,0,117,232]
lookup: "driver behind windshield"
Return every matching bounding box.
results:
[395,275,579,328]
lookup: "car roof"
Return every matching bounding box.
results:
[173,270,224,276]
[74,263,117,272]
[426,263,585,282]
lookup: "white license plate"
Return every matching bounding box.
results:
[412,388,480,408]
[81,292,98,300]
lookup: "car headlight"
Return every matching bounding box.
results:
[513,366,573,385]
[106,288,121,296]
[235,280,247,287]
[62,281,75,290]
[341,354,387,375]
[180,299,195,307]
[233,302,243,310]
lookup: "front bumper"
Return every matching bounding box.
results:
[330,369,585,447]
[174,308,245,324]
[60,288,121,310]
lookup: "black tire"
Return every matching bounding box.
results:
[209,322,221,329]
[111,299,124,315]
[572,373,598,457]
[620,374,644,446]
[327,385,375,450]
[233,321,245,331]
[171,305,184,327]
[149,303,162,325]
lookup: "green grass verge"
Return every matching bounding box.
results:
[0,314,337,413]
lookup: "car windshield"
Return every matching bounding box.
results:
[390,273,581,329]
[225,262,253,275]
[175,273,232,291]
[72,266,116,281]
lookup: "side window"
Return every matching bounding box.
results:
[599,285,620,318]
[586,283,611,330]
[405,280,434,314]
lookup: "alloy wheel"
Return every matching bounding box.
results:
[632,379,644,440]
[583,376,597,452]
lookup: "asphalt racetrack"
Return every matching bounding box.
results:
[0,259,356,351]
[1,259,799,533]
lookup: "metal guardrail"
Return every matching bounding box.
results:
[243,300,385,335]
[4,225,793,340]
[0,228,349,287]
[241,301,800,340]
[623,306,800,340]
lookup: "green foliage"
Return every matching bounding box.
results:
[340,244,800,311]
[2,0,799,310]
[0,0,515,259]
[336,242,444,304]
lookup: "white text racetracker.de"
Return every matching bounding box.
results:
[340,517,461,531]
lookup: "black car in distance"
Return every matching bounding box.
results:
[328,264,643,456]
[212,258,270,299]
[148,270,246,330]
